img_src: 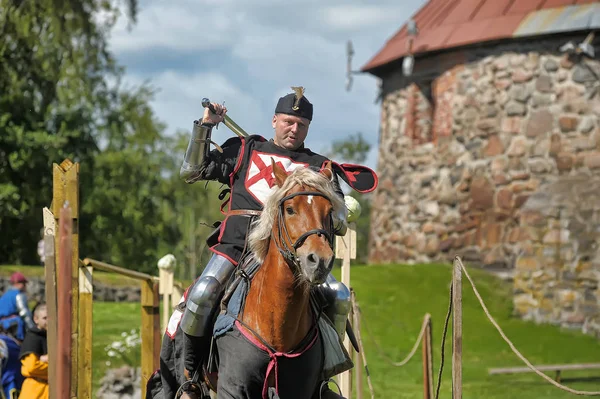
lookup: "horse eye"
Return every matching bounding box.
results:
[286,206,294,215]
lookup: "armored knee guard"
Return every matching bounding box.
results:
[320,274,351,339]
[180,254,236,338]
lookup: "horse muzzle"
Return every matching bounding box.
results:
[299,252,334,284]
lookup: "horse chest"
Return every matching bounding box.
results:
[216,322,323,399]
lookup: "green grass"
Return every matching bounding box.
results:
[92,302,143,392]
[11,262,597,398]
[331,263,600,399]
[0,264,142,286]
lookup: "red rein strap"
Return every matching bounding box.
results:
[234,320,319,399]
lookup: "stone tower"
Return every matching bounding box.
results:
[362,0,600,336]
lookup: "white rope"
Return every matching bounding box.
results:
[455,256,600,396]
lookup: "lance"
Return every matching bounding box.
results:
[202,98,248,138]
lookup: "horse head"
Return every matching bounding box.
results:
[248,159,345,285]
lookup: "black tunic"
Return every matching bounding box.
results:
[199,135,344,265]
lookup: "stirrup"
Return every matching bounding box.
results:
[319,378,343,399]
[176,380,211,399]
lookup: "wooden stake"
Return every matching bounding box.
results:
[78,264,93,399]
[336,223,356,398]
[57,203,73,399]
[422,314,433,399]
[452,257,462,399]
[353,291,363,399]
[53,159,80,398]
[43,208,58,399]
[141,280,160,398]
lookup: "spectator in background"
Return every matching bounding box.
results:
[0,324,24,399]
[18,303,47,399]
[0,273,34,341]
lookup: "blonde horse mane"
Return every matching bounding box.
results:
[248,166,346,263]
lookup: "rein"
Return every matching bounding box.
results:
[275,190,335,269]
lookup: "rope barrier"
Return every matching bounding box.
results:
[359,307,430,368]
[434,282,453,399]
[454,256,600,396]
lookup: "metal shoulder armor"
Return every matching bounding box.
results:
[179,120,213,183]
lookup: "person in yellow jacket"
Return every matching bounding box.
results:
[18,303,47,399]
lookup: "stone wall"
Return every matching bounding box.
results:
[370,37,600,270]
[515,176,600,336]
[0,276,142,303]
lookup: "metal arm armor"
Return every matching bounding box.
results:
[16,293,34,330]
[179,120,213,183]
[180,255,236,337]
[320,274,351,339]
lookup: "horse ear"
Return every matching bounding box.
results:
[271,158,288,187]
[321,161,334,180]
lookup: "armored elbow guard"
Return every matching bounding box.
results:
[16,293,34,330]
[180,276,224,338]
[180,121,213,183]
[180,255,236,337]
[320,274,351,339]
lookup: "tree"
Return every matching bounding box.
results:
[0,0,130,263]
[325,133,374,264]
[0,0,226,273]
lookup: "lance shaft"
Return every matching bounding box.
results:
[202,98,248,138]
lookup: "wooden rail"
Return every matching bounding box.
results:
[81,258,161,398]
[489,363,600,382]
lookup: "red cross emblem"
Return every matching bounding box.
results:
[245,151,308,204]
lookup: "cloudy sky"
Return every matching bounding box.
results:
[107,0,426,169]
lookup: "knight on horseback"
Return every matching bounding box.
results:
[147,88,377,399]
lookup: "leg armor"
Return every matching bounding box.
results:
[319,274,351,339]
[179,121,213,183]
[180,254,236,338]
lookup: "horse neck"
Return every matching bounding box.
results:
[242,240,313,353]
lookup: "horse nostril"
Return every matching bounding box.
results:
[307,253,319,267]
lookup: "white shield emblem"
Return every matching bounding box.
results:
[245,151,308,204]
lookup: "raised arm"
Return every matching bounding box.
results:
[179,103,241,185]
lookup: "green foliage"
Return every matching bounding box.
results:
[0,0,223,274]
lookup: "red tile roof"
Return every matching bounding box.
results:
[361,0,600,73]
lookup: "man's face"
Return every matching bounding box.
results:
[34,308,47,331]
[15,282,26,292]
[272,113,310,151]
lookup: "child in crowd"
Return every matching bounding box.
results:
[18,303,48,399]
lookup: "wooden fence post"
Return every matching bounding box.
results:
[158,254,177,332]
[53,159,79,398]
[335,222,356,398]
[43,207,58,399]
[141,280,160,398]
[452,257,463,399]
[78,263,93,399]
[352,290,363,399]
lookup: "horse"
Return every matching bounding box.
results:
[199,159,347,399]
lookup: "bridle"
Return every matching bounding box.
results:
[274,190,335,268]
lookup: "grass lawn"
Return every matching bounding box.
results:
[9,262,599,398]
[0,264,142,287]
[334,263,600,399]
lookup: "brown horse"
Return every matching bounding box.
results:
[209,159,346,399]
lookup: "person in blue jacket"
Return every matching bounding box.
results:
[0,324,24,399]
[0,273,34,342]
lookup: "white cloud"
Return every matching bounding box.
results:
[320,5,411,31]
[108,0,427,170]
